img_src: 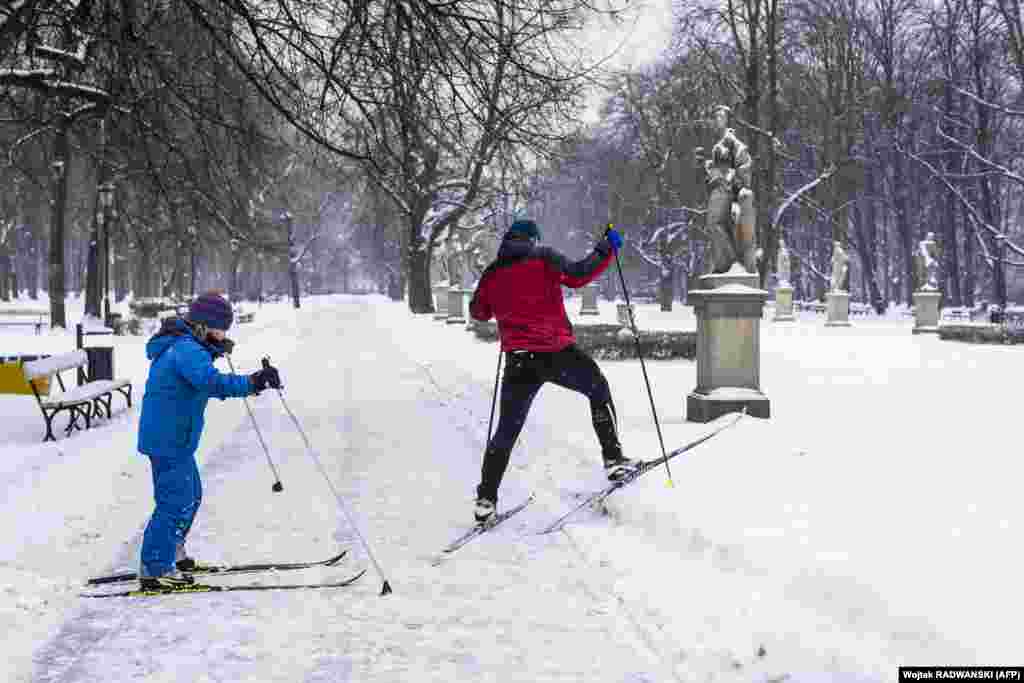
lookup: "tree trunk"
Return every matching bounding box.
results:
[190,238,198,298]
[0,244,9,301]
[229,247,244,301]
[286,220,301,309]
[658,265,675,312]
[49,115,71,328]
[407,247,432,313]
[85,205,102,317]
[10,226,19,299]
[340,254,350,294]
[135,239,157,298]
[851,202,885,313]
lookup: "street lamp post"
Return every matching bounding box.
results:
[98,182,115,325]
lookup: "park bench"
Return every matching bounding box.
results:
[849,303,873,317]
[16,350,133,442]
[0,309,50,334]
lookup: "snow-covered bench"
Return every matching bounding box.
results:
[21,350,133,442]
[0,309,50,335]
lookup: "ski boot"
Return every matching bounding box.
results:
[603,453,643,482]
[138,571,208,594]
[175,557,225,573]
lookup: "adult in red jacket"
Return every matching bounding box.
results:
[468,219,640,523]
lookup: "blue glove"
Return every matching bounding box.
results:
[605,228,624,253]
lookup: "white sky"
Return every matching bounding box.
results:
[578,0,677,122]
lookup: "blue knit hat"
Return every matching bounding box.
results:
[188,292,233,331]
[506,219,541,242]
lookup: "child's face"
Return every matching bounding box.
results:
[207,329,226,342]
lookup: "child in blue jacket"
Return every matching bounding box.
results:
[137,291,281,592]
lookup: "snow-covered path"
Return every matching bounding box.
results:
[27,298,667,683]
[5,295,1021,682]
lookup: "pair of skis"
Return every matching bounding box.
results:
[81,548,366,599]
[440,410,745,554]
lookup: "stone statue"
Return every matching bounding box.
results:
[915,232,940,291]
[830,241,849,292]
[431,243,450,285]
[776,238,791,287]
[697,105,758,274]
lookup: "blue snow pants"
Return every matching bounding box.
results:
[140,454,202,577]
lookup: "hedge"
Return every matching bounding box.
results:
[469,321,696,360]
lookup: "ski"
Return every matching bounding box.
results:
[539,410,746,534]
[80,569,367,598]
[441,494,536,554]
[85,549,349,586]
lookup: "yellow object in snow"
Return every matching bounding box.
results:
[0,360,50,396]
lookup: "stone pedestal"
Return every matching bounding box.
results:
[433,284,449,320]
[686,282,771,422]
[773,285,795,321]
[616,303,635,328]
[580,284,600,316]
[825,290,851,327]
[446,286,466,324]
[912,290,941,334]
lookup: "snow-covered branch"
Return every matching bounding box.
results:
[901,144,1024,266]
[771,164,837,232]
[730,115,800,162]
[0,69,110,105]
[629,240,663,269]
[950,84,1024,118]
[934,121,1024,187]
[34,36,92,68]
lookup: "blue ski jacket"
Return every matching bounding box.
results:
[138,318,253,459]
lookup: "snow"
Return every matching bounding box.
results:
[3,294,1022,682]
[21,350,87,380]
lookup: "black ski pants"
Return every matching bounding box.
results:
[477,344,621,504]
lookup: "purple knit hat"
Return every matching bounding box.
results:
[188,292,233,331]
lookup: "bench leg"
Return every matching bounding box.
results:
[64,404,90,436]
[41,410,58,442]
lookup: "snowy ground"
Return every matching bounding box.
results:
[2,294,1020,682]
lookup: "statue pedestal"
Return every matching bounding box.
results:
[686,282,770,422]
[773,285,795,321]
[913,290,941,334]
[433,284,449,320]
[616,304,636,328]
[446,286,466,324]
[580,283,600,316]
[825,291,851,327]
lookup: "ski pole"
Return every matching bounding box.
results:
[605,224,673,486]
[262,357,394,596]
[226,354,284,493]
[486,347,502,446]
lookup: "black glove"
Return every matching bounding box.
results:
[209,337,234,358]
[250,363,282,394]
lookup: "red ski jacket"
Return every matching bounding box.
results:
[469,237,614,352]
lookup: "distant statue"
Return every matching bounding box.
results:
[696,105,757,274]
[776,238,791,287]
[830,241,849,292]
[431,244,449,285]
[915,232,940,291]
